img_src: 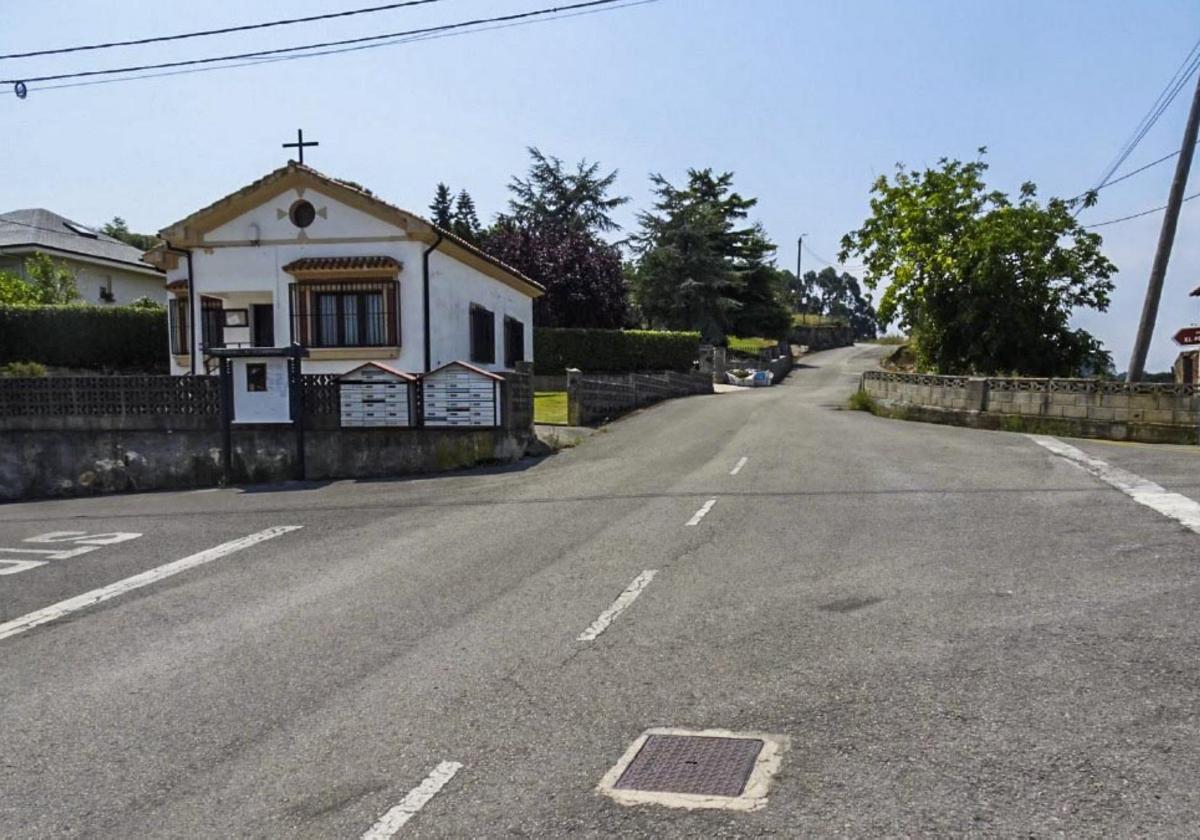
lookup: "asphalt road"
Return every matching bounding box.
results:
[3,343,1200,838]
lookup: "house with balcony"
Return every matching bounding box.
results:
[144,161,543,376]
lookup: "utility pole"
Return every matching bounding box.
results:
[794,234,806,312]
[1127,70,1200,382]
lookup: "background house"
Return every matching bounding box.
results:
[146,162,543,376]
[0,209,164,304]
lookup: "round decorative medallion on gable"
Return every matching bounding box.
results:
[289,199,316,229]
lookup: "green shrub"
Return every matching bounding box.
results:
[0,360,47,377]
[534,328,700,374]
[848,389,876,412]
[0,305,167,372]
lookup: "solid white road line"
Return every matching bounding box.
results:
[362,761,463,839]
[577,570,658,642]
[1030,435,1200,534]
[0,526,302,642]
[730,456,749,476]
[686,498,718,526]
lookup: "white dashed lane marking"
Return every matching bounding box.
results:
[362,761,463,839]
[685,499,717,526]
[1030,435,1200,533]
[730,456,748,476]
[577,570,658,642]
[0,526,302,642]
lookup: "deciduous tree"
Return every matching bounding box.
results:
[485,222,627,328]
[484,148,631,328]
[801,267,878,340]
[840,152,1114,375]
[101,217,158,252]
[22,254,78,304]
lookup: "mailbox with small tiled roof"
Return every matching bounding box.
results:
[421,361,503,427]
[338,362,417,427]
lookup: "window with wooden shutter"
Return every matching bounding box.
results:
[504,316,525,368]
[470,304,495,364]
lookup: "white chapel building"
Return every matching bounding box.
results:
[145,161,543,376]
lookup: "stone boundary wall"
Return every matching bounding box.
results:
[861,370,1198,443]
[768,354,794,385]
[567,370,713,426]
[0,426,529,502]
[789,324,855,351]
[0,365,535,501]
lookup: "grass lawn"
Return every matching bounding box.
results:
[534,391,568,425]
[792,313,844,327]
[727,335,779,355]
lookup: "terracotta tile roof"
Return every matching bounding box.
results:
[165,278,187,291]
[339,361,419,381]
[427,360,506,381]
[282,255,400,274]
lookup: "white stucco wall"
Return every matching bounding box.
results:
[165,185,535,376]
[0,251,162,305]
[428,249,534,371]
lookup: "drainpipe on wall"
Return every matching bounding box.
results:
[163,241,197,375]
[422,232,444,373]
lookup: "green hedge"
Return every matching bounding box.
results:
[534,328,700,374]
[0,305,167,372]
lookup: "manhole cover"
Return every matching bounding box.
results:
[615,734,763,797]
[597,727,788,811]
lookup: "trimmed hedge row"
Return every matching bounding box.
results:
[0,305,168,372]
[534,328,700,375]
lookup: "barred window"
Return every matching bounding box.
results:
[200,296,224,350]
[169,298,189,355]
[290,280,398,348]
[168,296,223,354]
[470,303,495,364]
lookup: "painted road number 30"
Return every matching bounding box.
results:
[0,531,142,576]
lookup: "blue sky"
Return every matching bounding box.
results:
[4,0,1199,371]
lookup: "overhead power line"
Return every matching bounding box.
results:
[1084,189,1200,228]
[2,0,657,96]
[802,241,865,274]
[1,0,630,86]
[1087,138,1199,195]
[0,0,448,61]
[1087,36,1200,195]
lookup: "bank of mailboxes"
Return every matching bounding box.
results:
[337,361,503,428]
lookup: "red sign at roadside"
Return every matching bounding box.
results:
[1175,327,1200,346]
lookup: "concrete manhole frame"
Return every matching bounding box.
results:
[596,727,789,812]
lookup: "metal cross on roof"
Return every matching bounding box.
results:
[282,129,318,165]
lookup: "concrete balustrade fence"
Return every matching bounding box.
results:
[0,364,535,500]
[860,370,1198,444]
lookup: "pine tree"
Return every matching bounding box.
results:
[504,147,628,234]
[429,183,454,230]
[452,189,482,244]
[630,169,790,341]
